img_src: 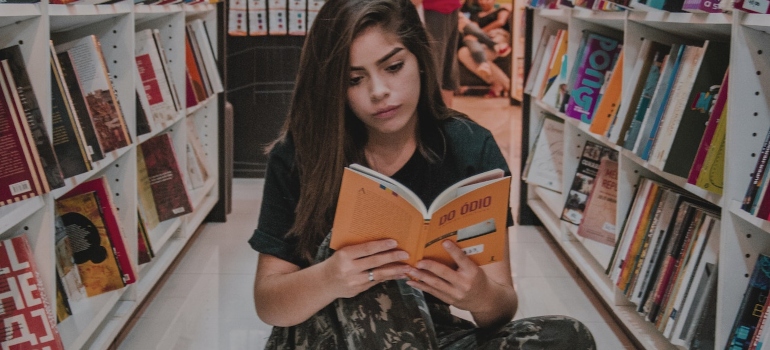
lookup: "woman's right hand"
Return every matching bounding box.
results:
[322,239,413,298]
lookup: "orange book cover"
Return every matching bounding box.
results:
[589,50,624,136]
[330,164,511,268]
[184,37,208,104]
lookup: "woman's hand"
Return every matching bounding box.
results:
[404,240,492,312]
[323,239,413,298]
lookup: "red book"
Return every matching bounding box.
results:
[688,70,728,185]
[140,133,193,222]
[60,177,137,285]
[0,235,65,350]
[0,63,46,206]
[184,38,207,104]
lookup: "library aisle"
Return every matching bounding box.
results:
[117,96,636,349]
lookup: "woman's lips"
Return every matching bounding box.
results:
[374,105,400,118]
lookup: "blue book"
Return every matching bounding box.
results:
[639,44,686,161]
[726,254,770,350]
[622,42,669,151]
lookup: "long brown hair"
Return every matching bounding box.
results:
[270,0,455,264]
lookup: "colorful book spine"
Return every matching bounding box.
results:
[565,33,622,124]
[726,254,770,350]
[694,100,727,195]
[682,0,722,11]
[689,70,729,185]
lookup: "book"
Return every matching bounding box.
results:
[622,42,670,151]
[151,29,182,113]
[0,62,48,206]
[135,90,152,136]
[616,181,663,292]
[576,157,618,247]
[54,216,85,303]
[55,270,72,323]
[55,190,127,297]
[184,35,208,105]
[649,43,708,170]
[185,26,213,98]
[55,49,105,163]
[634,44,685,160]
[682,0,722,11]
[607,39,657,144]
[538,30,568,100]
[589,50,624,136]
[522,115,563,192]
[60,177,137,286]
[689,69,728,186]
[187,19,224,94]
[726,254,770,349]
[530,33,558,101]
[330,164,511,268]
[140,133,194,222]
[561,140,618,225]
[662,42,730,178]
[137,211,154,265]
[0,235,65,350]
[50,42,92,179]
[137,145,160,231]
[734,0,770,13]
[564,32,623,124]
[744,127,770,214]
[524,26,553,96]
[0,45,65,191]
[55,35,132,154]
[135,29,178,129]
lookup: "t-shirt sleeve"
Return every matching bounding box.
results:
[247,140,305,267]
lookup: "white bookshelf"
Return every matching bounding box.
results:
[0,1,222,349]
[523,7,769,349]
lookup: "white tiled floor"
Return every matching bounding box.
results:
[119,96,636,349]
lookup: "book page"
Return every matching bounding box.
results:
[349,163,426,215]
[428,168,504,214]
[423,177,510,267]
[331,168,424,266]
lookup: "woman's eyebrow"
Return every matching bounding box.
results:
[350,47,404,71]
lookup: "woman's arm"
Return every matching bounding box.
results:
[406,236,518,328]
[480,9,510,33]
[253,239,413,327]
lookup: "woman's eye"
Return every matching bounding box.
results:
[349,76,363,86]
[386,62,404,73]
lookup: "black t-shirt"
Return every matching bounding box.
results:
[248,117,513,267]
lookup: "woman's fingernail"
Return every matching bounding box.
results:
[398,252,409,260]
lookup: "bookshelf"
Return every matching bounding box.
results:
[0,1,222,349]
[522,6,770,349]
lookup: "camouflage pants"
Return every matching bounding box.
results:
[264,236,596,350]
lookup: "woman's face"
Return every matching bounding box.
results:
[347,25,421,141]
[477,0,495,11]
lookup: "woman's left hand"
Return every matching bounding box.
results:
[405,240,491,313]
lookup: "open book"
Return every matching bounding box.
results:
[331,164,511,267]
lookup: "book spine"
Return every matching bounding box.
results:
[50,53,91,178]
[726,255,770,349]
[640,45,686,161]
[55,51,105,162]
[565,34,622,123]
[0,46,65,190]
[689,70,728,184]
[743,128,770,212]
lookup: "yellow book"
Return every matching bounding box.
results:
[589,50,624,136]
[331,164,511,268]
[695,101,727,195]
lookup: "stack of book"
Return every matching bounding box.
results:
[608,177,720,348]
[526,29,730,195]
[182,19,224,109]
[0,45,65,207]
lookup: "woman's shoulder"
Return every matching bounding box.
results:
[441,114,495,142]
[266,135,298,171]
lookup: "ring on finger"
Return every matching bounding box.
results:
[368,269,375,282]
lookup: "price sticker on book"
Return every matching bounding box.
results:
[744,0,770,14]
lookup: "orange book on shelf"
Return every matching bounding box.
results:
[330,164,511,268]
[184,36,207,104]
[589,50,624,136]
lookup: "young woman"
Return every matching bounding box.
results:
[249,0,596,348]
